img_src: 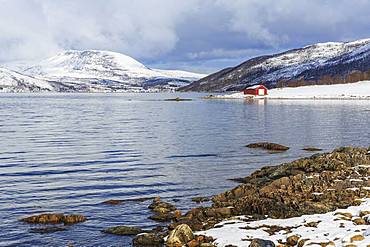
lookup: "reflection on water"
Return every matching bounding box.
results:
[0,93,369,246]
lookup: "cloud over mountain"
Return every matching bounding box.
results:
[0,0,369,72]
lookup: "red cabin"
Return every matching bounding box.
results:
[243,84,268,96]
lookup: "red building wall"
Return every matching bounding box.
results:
[243,85,268,95]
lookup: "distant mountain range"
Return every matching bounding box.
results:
[0,50,206,92]
[180,38,370,92]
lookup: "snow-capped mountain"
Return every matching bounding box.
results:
[23,50,206,92]
[181,38,370,92]
[0,67,53,92]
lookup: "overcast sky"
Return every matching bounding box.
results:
[0,0,369,73]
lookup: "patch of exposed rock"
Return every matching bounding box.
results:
[132,233,164,247]
[172,147,370,231]
[249,238,275,247]
[302,147,323,152]
[192,197,210,203]
[148,197,179,222]
[102,225,143,235]
[164,97,192,102]
[102,197,156,205]
[166,224,194,246]
[21,213,87,225]
[246,142,289,151]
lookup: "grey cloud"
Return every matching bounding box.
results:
[0,0,369,72]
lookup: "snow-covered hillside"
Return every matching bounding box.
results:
[256,39,370,83]
[0,68,53,92]
[23,50,206,92]
[182,38,370,92]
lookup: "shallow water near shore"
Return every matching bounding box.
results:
[0,93,369,247]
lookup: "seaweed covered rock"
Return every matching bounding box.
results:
[149,197,177,222]
[132,233,164,246]
[102,225,143,235]
[21,213,87,225]
[302,147,323,152]
[192,197,210,203]
[246,142,290,151]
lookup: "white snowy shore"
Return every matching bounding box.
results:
[198,198,370,247]
[210,81,370,100]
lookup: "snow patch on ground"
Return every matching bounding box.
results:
[198,198,370,247]
[268,81,370,99]
[211,81,370,100]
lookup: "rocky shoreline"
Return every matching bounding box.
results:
[163,146,370,246]
[20,146,370,246]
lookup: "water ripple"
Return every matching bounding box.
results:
[0,93,369,246]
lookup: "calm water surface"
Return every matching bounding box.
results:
[0,93,369,246]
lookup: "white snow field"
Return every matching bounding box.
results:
[268,81,370,99]
[211,81,370,100]
[198,198,370,247]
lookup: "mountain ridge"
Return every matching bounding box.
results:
[1,50,206,92]
[180,38,370,92]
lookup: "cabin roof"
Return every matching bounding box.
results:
[246,84,266,89]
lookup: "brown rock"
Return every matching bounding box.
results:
[149,198,176,211]
[298,239,309,247]
[246,142,289,151]
[335,212,353,219]
[167,224,194,246]
[192,197,210,203]
[149,213,174,222]
[304,221,321,228]
[352,218,366,225]
[360,210,370,217]
[21,213,87,225]
[249,238,275,247]
[63,215,87,225]
[132,233,164,246]
[187,239,199,247]
[350,234,364,242]
[153,207,171,214]
[286,235,300,246]
[205,207,232,218]
[103,199,123,205]
[102,225,143,235]
[174,210,182,219]
[303,147,323,152]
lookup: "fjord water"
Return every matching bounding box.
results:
[0,93,369,247]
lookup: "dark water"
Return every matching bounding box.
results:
[0,93,369,247]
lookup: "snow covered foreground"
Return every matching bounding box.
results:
[211,81,370,100]
[198,198,370,247]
